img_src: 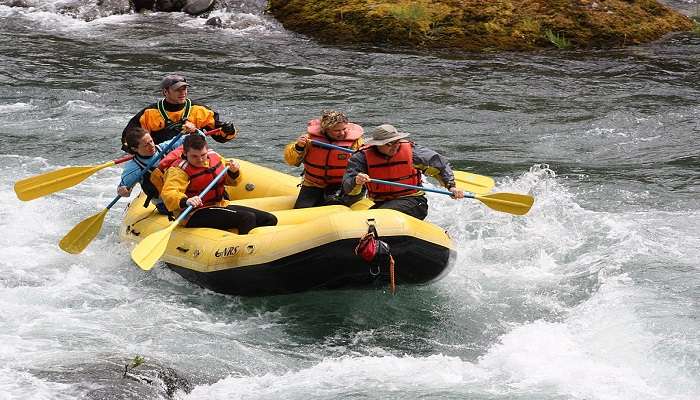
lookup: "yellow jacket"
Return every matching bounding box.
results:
[140,104,215,133]
[161,155,242,214]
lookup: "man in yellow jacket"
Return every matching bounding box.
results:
[121,74,237,151]
[284,110,364,208]
[161,135,277,233]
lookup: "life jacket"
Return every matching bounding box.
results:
[149,145,185,195]
[132,145,164,205]
[303,120,363,186]
[176,151,226,206]
[364,141,421,200]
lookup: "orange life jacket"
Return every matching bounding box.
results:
[303,120,363,186]
[364,141,421,200]
[176,151,226,206]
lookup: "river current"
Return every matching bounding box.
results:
[0,1,698,399]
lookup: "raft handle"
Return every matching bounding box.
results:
[176,246,189,253]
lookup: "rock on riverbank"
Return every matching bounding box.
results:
[268,0,695,51]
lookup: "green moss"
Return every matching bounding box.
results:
[267,0,694,52]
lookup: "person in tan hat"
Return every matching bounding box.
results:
[121,74,238,152]
[284,110,365,208]
[342,124,464,220]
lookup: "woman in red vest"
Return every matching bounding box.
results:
[160,135,277,234]
[342,124,464,220]
[284,110,364,208]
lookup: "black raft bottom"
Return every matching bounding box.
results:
[166,236,456,296]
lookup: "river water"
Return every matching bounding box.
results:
[0,1,698,399]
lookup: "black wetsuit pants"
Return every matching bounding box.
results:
[293,184,344,209]
[185,205,277,234]
[370,195,429,220]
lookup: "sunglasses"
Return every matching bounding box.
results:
[382,140,402,147]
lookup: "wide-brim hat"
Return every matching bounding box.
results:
[364,124,410,146]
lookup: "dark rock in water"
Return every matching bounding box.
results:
[205,16,223,28]
[132,0,155,11]
[155,0,187,12]
[183,0,215,15]
[134,0,213,15]
[29,357,193,399]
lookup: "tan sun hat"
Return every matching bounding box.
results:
[364,124,410,146]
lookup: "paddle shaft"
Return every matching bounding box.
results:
[368,178,464,197]
[368,178,533,215]
[309,139,356,153]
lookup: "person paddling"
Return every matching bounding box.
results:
[342,124,464,220]
[160,135,277,233]
[284,110,364,208]
[117,127,197,214]
[121,74,237,150]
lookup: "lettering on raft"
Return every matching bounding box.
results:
[215,246,240,258]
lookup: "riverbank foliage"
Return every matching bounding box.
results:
[267,0,694,51]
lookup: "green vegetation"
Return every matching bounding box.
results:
[267,0,694,52]
[123,355,145,378]
[369,0,453,38]
[545,29,571,49]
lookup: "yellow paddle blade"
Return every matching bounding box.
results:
[15,161,114,201]
[131,224,178,271]
[453,171,495,194]
[59,208,109,254]
[475,192,535,216]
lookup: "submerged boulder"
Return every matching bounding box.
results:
[267,0,695,51]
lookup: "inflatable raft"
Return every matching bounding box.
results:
[119,160,457,296]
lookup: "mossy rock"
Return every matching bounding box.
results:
[267,0,694,51]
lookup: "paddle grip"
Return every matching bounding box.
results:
[113,154,135,165]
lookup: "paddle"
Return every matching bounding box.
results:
[131,166,230,271]
[17,128,222,202]
[15,154,134,201]
[58,128,221,254]
[368,178,534,216]
[309,139,494,194]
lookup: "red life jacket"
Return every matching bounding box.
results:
[148,145,185,194]
[176,151,226,206]
[158,145,184,171]
[364,141,421,200]
[303,120,363,186]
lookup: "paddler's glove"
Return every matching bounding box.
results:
[214,122,237,142]
[166,122,184,136]
[221,122,237,138]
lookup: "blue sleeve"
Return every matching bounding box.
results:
[119,160,144,188]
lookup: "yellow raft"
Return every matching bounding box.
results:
[119,160,456,296]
